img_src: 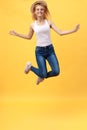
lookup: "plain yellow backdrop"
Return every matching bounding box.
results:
[0,0,87,130]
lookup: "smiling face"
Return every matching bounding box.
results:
[30,1,50,20]
[34,5,45,18]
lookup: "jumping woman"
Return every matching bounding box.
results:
[9,0,80,85]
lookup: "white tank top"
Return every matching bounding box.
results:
[32,19,52,47]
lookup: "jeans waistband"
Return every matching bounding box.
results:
[36,44,53,49]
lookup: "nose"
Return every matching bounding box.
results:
[38,9,42,12]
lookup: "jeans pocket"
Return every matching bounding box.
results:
[35,47,42,55]
[48,44,54,51]
[35,47,41,52]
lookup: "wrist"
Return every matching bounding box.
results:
[15,33,19,36]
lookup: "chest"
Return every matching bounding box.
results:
[34,20,50,34]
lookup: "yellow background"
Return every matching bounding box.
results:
[0,0,87,130]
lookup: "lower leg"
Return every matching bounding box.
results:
[47,54,60,78]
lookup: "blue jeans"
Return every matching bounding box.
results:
[31,44,60,78]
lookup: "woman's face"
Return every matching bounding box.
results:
[34,5,45,18]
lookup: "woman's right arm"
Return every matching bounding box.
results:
[9,24,34,40]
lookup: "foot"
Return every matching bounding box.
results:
[36,77,44,85]
[24,62,31,74]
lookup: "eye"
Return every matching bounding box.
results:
[41,8,44,11]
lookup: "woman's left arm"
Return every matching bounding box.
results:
[49,21,80,36]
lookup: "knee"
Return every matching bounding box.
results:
[54,69,60,76]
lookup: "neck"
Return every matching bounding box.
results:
[36,17,45,22]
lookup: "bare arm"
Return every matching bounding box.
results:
[9,24,34,40]
[49,21,80,36]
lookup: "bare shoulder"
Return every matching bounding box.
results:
[47,20,54,28]
[30,23,34,28]
[29,22,35,31]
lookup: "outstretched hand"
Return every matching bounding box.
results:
[74,24,80,32]
[9,30,17,36]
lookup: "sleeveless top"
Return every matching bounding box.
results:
[32,19,52,47]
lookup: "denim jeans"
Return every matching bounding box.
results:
[31,44,60,78]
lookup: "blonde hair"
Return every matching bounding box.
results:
[30,0,50,20]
